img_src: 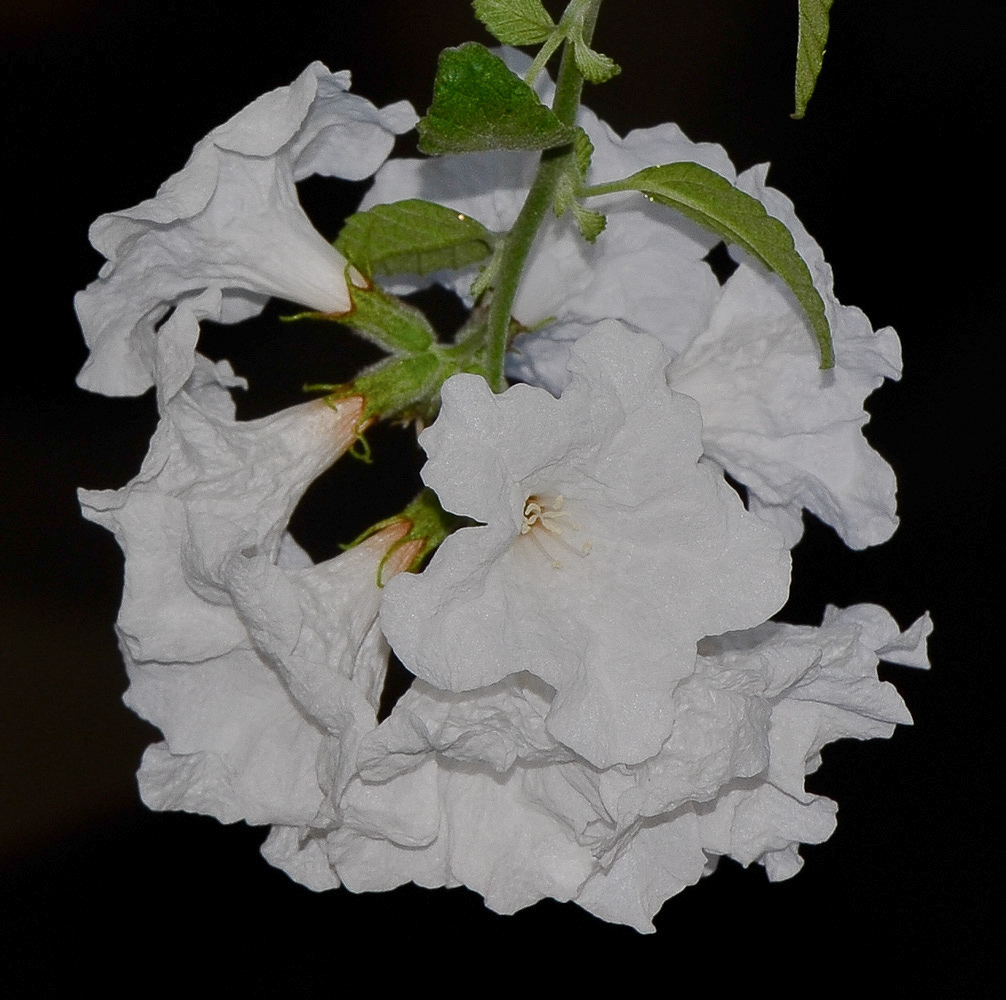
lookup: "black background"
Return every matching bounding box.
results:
[2,0,995,990]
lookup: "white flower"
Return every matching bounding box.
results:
[361,50,900,550]
[263,604,929,932]
[76,62,416,401]
[380,321,790,768]
[79,356,420,826]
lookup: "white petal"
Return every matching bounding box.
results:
[129,649,327,827]
[669,261,901,548]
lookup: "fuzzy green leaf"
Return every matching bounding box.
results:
[472,0,555,45]
[571,35,621,84]
[418,43,577,154]
[336,199,495,279]
[571,202,606,242]
[573,126,594,177]
[793,0,834,119]
[588,162,833,367]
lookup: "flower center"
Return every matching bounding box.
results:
[519,494,591,568]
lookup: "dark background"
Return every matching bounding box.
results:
[2,0,995,990]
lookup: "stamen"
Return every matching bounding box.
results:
[521,494,569,535]
[519,494,590,569]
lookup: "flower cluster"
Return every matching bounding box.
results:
[78,57,929,932]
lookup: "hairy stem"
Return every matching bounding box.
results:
[484,0,603,392]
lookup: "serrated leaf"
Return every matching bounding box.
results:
[571,202,606,242]
[591,162,833,367]
[571,35,621,84]
[472,0,555,45]
[793,0,834,119]
[335,199,495,279]
[418,43,577,154]
[572,127,594,178]
[328,279,436,354]
[552,148,605,244]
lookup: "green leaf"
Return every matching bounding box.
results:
[418,43,578,154]
[586,162,833,367]
[552,129,605,243]
[289,278,435,354]
[793,0,834,119]
[472,0,555,45]
[571,201,606,242]
[571,35,621,84]
[572,127,594,177]
[335,199,495,279]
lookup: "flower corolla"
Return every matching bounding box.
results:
[76,62,416,402]
[362,49,899,550]
[380,321,791,768]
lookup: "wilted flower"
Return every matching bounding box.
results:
[76,62,416,402]
[380,322,791,768]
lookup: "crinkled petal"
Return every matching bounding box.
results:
[129,648,327,827]
[76,62,416,399]
[357,673,571,782]
[576,813,710,933]
[222,526,420,802]
[261,826,342,891]
[669,260,901,548]
[263,602,926,929]
[80,370,363,665]
[693,604,930,875]
[327,760,597,914]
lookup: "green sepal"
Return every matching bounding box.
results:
[418,43,577,154]
[793,0,834,119]
[472,0,555,45]
[342,488,468,586]
[584,162,834,368]
[309,323,492,427]
[360,351,442,425]
[285,275,435,354]
[382,489,467,582]
[314,351,441,428]
[335,199,496,280]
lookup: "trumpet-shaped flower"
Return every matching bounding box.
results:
[362,50,900,550]
[380,322,791,768]
[76,62,416,401]
[79,356,418,826]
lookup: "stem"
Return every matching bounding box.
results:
[484,0,603,392]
